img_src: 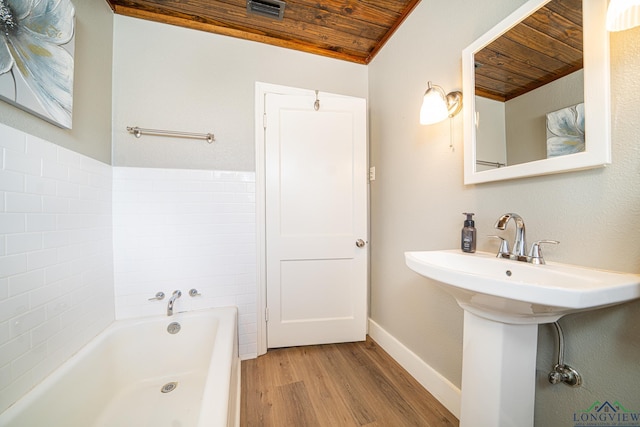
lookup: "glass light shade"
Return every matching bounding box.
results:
[606,0,640,31]
[420,85,449,125]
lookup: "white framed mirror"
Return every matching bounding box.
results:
[463,0,611,184]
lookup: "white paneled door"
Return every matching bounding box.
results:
[265,92,367,348]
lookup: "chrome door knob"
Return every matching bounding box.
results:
[356,239,366,248]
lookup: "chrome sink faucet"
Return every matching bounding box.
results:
[494,213,528,261]
[167,290,182,316]
[493,213,559,264]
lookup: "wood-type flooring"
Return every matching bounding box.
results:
[241,336,459,426]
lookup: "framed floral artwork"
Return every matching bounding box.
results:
[0,0,76,129]
[546,103,585,158]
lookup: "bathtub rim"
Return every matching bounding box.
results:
[0,306,240,427]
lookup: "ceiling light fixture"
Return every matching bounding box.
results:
[606,0,640,31]
[420,82,463,125]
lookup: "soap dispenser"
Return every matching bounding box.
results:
[461,213,476,253]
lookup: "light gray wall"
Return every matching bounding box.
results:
[369,0,640,425]
[0,0,113,164]
[475,96,506,171]
[506,70,584,165]
[112,15,368,171]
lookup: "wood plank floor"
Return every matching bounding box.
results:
[241,336,459,426]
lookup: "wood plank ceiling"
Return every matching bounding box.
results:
[474,0,583,102]
[104,0,421,64]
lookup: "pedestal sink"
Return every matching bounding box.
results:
[405,250,640,427]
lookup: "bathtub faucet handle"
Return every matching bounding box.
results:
[148,292,165,301]
[188,288,201,297]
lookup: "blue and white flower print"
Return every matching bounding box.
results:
[0,0,75,128]
[546,103,585,158]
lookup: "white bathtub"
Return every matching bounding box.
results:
[0,307,240,427]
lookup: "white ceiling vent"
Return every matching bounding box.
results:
[247,0,286,20]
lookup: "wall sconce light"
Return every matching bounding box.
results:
[606,0,640,31]
[419,81,463,125]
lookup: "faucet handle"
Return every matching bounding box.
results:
[488,235,510,259]
[148,292,165,301]
[528,240,559,265]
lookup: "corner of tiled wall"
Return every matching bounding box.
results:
[0,123,115,413]
[0,123,260,414]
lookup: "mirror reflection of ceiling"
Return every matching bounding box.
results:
[474,0,583,102]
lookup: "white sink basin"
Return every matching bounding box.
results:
[405,250,640,323]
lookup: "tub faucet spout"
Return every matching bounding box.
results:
[167,290,182,316]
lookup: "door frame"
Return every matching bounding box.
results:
[254,81,369,356]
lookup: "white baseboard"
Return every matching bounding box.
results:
[368,318,461,419]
